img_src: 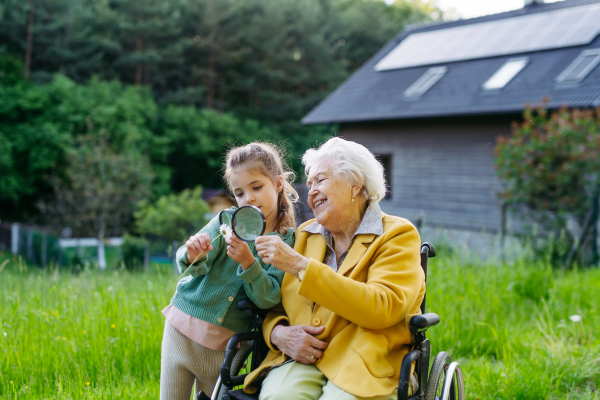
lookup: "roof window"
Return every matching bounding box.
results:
[556,49,600,84]
[404,67,447,98]
[482,57,529,91]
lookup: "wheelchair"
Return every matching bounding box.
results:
[198,242,465,400]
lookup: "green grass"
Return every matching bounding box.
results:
[0,250,599,399]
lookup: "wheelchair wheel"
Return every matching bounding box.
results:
[424,351,464,400]
[214,340,254,400]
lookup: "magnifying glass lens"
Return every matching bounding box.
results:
[232,206,265,241]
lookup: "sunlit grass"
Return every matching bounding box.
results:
[0,253,173,399]
[1,249,599,399]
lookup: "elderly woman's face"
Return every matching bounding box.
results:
[306,159,354,230]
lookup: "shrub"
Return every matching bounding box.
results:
[495,103,600,267]
[134,186,210,243]
[121,234,149,270]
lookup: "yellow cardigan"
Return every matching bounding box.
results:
[244,213,426,398]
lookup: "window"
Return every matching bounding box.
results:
[556,49,600,84]
[375,154,392,199]
[482,57,529,90]
[404,67,447,98]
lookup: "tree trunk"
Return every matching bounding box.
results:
[144,64,150,85]
[565,186,600,269]
[135,35,143,85]
[206,51,215,109]
[97,214,107,269]
[24,0,34,80]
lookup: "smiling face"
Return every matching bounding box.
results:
[306,158,360,233]
[229,167,283,234]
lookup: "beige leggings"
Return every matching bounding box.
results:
[160,321,226,400]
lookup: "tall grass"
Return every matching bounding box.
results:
[0,250,599,399]
[0,254,173,399]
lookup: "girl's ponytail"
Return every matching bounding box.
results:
[224,143,299,234]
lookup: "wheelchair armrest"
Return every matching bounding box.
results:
[237,299,270,319]
[221,331,261,387]
[409,313,440,334]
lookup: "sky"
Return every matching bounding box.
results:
[386,0,564,19]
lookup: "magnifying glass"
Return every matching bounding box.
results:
[219,205,266,242]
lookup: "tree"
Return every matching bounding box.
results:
[40,132,153,268]
[134,186,209,243]
[0,56,70,220]
[495,104,600,267]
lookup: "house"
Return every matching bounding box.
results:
[302,0,600,239]
[202,188,235,215]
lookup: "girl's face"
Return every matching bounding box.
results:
[230,168,283,233]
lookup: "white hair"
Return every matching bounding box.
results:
[302,137,387,203]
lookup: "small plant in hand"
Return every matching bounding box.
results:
[179,224,233,279]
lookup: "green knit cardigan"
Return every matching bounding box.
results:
[170,209,295,333]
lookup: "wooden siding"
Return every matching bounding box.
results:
[339,116,517,232]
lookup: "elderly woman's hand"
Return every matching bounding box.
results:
[255,236,309,278]
[271,324,328,364]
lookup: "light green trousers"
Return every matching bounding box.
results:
[259,361,398,400]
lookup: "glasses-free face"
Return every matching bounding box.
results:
[230,169,282,233]
[306,159,355,231]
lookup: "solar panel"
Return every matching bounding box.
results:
[375,2,600,71]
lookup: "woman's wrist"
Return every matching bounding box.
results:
[291,255,309,279]
[271,323,288,350]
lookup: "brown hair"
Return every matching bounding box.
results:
[224,142,299,234]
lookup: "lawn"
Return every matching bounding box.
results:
[0,249,598,399]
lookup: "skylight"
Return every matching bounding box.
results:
[404,67,447,98]
[556,49,600,84]
[482,58,529,90]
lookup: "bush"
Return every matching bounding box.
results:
[121,234,149,270]
[134,186,210,243]
[495,103,600,267]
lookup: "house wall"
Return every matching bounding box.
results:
[339,115,518,233]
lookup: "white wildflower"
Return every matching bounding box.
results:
[220,224,233,240]
[568,314,582,323]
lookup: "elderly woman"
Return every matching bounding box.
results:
[251,137,425,400]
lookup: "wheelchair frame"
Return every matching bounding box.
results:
[199,242,465,400]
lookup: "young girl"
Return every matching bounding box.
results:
[160,143,298,400]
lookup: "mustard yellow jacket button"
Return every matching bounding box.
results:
[228,296,234,301]
[217,317,223,323]
[312,317,321,325]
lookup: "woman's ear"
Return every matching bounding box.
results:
[277,175,284,193]
[351,185,362,200]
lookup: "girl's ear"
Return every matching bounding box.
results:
[276,175,284,193]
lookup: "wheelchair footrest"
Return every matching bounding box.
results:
[223,389,259,400]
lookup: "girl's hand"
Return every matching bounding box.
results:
[186,233,213,264]
[225,234,255,270]
[271,324,328,364]
[255,236,309,278]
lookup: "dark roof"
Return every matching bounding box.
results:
[201,188,227,201]
[302,0,600,124]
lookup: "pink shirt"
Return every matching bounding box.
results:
[163,304,235,350]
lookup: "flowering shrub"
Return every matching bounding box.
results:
[495,103,600,266]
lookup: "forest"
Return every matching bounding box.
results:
[0,0,441,237]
